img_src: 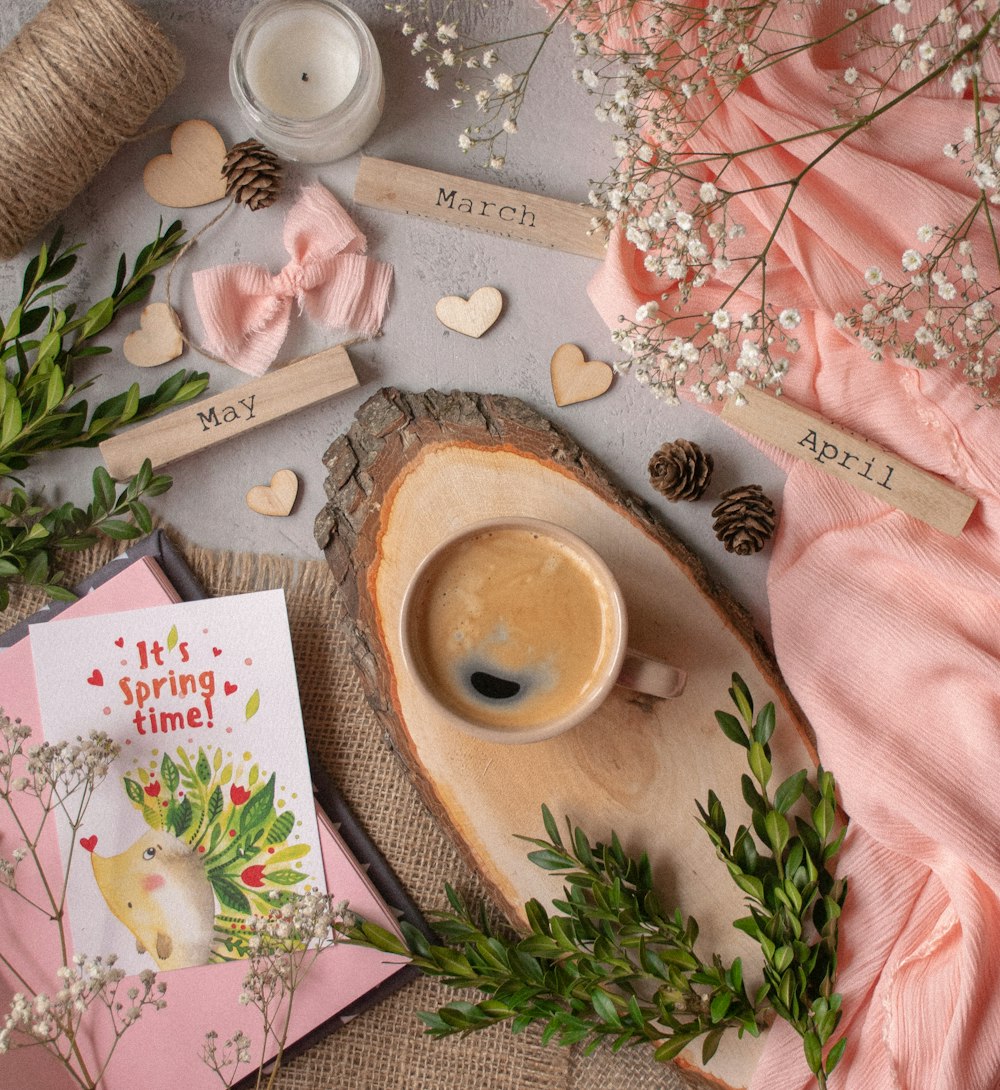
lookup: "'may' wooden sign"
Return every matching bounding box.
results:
[354,157,607,260]
[722,386,976,536]
[100,345,358,479]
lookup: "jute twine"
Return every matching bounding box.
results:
[0,0,183,261]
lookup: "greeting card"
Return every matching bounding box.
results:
[29,589,327,975]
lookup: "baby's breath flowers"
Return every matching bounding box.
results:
[389,0,572,169]
[0,713,167,1086]
[204,892,355,1090]
[390,0,1000,404]
[838,221,998,396]
[0,960,166,1062]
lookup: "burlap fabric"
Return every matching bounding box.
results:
[4,534,686,1090]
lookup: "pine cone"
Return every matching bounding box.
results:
[222,139,283,211]
[711,485,776,555]
[648,438,714,502]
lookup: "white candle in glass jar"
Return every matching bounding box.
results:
[231,0,384,164]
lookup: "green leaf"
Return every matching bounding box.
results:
[753,702,776,747]
[124,778,144,805]
[44,583,77,603]
[702,1027,725,1064]
[813,798,835,842]
[748,742,772,789]
[99,519,141,541]
[731,872,765,901]
[591,989,620,1025]
[245,689,260,720]
[206,784,223,825]
[527,848,572,871]
[541,804,562,848]
[826,1035,847,1073]
[161,752,180,793]
[774,770,808,814]
[764,810,789,858]
[352,920,408,957]
[169,796,193,836]
[1,396,23,449]
[167,624,179,652]
[266,810,295,845]
[710,991,732,1023]
[80,296,115,340]
[654,1035,695,1062]
[239,772,276,835]
[45,367,65,411]
[195,749,212,784]
[803,1030,822,1075]
[730,673,753,724]
[265,868,306,886]
[524,897,550,936]
[772,945,794,973]
[212,874,251,914]
[741,774,765,813]
[21,551,48,585]
[715,710,749,748]
[121,383,141,421]
[92,465,116,513]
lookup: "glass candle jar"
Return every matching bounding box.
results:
[230,0,384,164]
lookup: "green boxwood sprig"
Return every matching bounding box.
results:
[0,223,210,607]
[351,676,848,1087]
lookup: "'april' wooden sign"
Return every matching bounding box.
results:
[722,386,976,536]
[100,345,358,479]
[354,157,607,260]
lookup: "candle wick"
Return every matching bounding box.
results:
[301,72,309,82]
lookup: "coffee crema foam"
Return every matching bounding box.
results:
[408,527,618,730]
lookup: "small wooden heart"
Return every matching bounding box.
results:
[143,119,228,208]
[435,286,503,338]
[124,303,183,367]
[550,343,614,407]
[246,469,298,517]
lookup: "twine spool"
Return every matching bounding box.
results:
[0,0,184,261]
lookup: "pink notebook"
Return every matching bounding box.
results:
[0,558,410,1090]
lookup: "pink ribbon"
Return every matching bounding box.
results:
[193,184,392,375]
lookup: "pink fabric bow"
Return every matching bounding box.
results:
[193,185,392,375]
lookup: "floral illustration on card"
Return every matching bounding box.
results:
[84,744,313,970]
[29,589,326,975]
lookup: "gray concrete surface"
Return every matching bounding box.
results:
[0,0,787,637]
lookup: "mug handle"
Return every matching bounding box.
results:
[616,649,686,699]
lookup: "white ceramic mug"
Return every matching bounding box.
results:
[398,517,685,744]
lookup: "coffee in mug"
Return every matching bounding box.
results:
[399,518,684,743]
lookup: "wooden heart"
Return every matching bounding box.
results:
[550,342,614,406]
[434,286,503,338]
[123,303,183,367]
[246,469,298,517]
[143,119,228,208]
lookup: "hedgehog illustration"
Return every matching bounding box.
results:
[87,745,311,969]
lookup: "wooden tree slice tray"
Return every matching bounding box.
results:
[315,388,817,1090]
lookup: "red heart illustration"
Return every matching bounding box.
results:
[87,669,104,687]
[224,682,237,696]
[114,637,125,648]
[212,647,222,657]
[80,835,98,853]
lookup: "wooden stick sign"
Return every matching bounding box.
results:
[354,157,607,260]
[100,346,358,479]
[721,386,977,536]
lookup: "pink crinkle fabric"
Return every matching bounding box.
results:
[552,1,1000,1087]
